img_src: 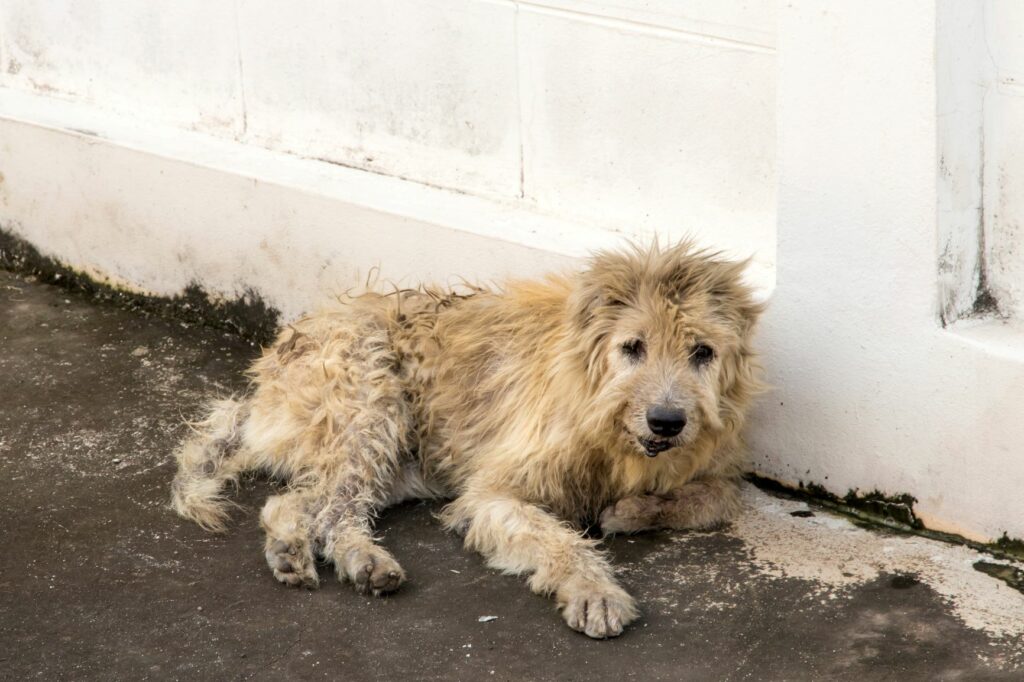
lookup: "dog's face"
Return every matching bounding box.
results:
[571,244,763,459]
[607,300,727,457]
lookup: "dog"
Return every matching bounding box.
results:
[171,242,764,638]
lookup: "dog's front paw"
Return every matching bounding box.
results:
[559,580,639,639]
[341,546,406,596]
[599,495,663,536]
[265,539,319,589]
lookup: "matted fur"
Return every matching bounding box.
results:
[171,242,764,638]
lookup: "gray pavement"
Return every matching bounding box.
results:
[2,268,1022,681]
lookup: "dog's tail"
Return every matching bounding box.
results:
[170,397,251,532]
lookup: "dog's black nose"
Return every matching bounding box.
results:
[646,406,686,438]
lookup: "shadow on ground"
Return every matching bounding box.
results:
[0,270,1017,681]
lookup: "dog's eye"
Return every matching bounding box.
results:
[621,339,646,361]
[690,344,715,366]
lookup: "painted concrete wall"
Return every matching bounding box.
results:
[1,2,1023,543]
[747,0,1024,544]
[985,0,1024,321]
[937,0,1024,325]
[0,91,589,321]
[0,0,777,271]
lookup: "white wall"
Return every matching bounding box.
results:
[936,0,1024,325]
[747,0,1024,544]
[0,0,777,273]
[984,0,1024,320]
[1,2,1023,544]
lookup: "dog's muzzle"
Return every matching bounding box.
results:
[638,437,673,457]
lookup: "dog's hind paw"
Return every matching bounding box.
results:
[266,539,319,589]
[341,546,406,596]
[559,579,639,639]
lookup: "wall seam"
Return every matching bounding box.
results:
[233,0,249,139]
[514,3,526,200]
[514,1,775,53]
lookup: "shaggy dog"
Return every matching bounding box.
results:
[171,243,763,638]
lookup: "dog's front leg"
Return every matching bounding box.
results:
[599,477,742,536]
[442,489,638,639]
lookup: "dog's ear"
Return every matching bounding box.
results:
[693,259,765,435]
[665,251,764,339]
[568,270,630,388]
[570,283,625,330]
[708,261,764,340]
[569,268,633,332]
[571,249,641,329]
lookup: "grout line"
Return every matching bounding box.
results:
[233,0,248,139]
[512,0,775,53]
[514,3,526,200]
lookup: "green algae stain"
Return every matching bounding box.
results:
[973,561,1024,595]
[747,474,1024,565]
[1,226,280,345]
[839,489,923,530]
[991,534,1024,561]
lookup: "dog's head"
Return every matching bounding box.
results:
[569,242,764,459]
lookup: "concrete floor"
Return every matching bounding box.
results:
[2,268,1023,681]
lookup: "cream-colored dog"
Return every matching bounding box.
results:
[171,243,763,638]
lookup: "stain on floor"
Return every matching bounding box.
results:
[2,269,1022,681]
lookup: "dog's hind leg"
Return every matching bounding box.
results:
[254,412,411,595]
[260,488,321,588]
[248,312,414,595]
[258,442,410,593]
[311,429,409,596]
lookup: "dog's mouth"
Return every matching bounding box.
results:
[638,437,674,457]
